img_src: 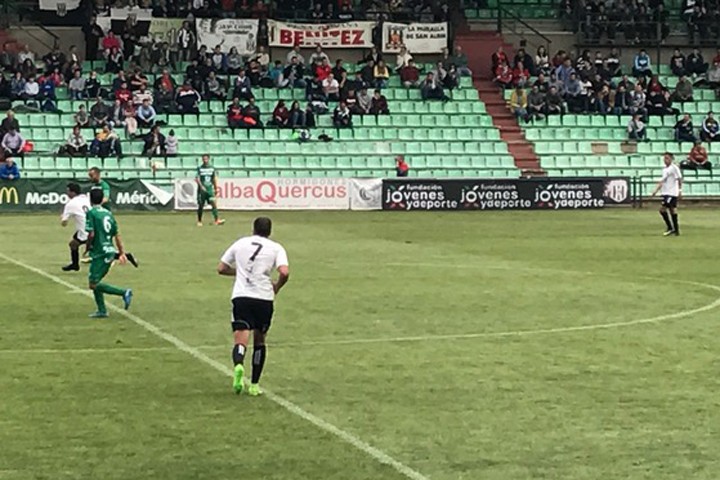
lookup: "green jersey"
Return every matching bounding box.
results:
[85,206,118,258]
[90,180,111,207]
[197,165,217,189]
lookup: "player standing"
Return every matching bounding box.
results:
[88,167,111,209]
[61,182,91,272]
[651,152,683,236]
[217,217,290,396]
[196,154,225,226]
[85,189,133,318]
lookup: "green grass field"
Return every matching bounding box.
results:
[2,209,720,480]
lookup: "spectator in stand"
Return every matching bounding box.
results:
[527,84,545,120]
[205,72,226,100]
[10,72,26,100]
[111,71,127,94]
[68,70,86,100]
[288,101,307,128]
[90,97,110,127]
[361,46,382,66]
[110,100,124,130]
[268,61,285,88]
[176,83,201,114]
[451,45,472,77]
[514,48,535,77]
[1,111,19,138]
[670,49,686,77]
[604,48,621,77]
[23,76,40,101]
[687,48,708,76]
[494,61,514,89]
[17,44,34,65]
[136,99,157,128]
[176,22,195,62]
[681,140,712,174]
[566,73,586,113]
[74,104,90,128]
[85,71,101,99]
[309,45,330,65]
[633,49,652,78]
[82,16,104,61]
[360,60,375,85]
[628,113,647,141]
[491,46,508,73]
[242,97,263,128]
[373,60,390,88]
[0,73,10,100]
[165,130,178,156]
[0,157,20,180]
[91,125,122,158]
[132,85,153,106]
[115,81,132,105]
[20,58,36,79]
[395,46,413,71]
[1,128,25,157]
[357,87,372,114]
[555,58,575,89]
[270,100,290,127]
[513,61,530,88]
[232,70,253,100]
[421,72,448,101]
[62,125,88,156]
[400,59,421,88]
[284,56,306,88]
[646,75,666,101]
[701,111,719,141]
[630,84,648,119]
[675,113,697,142]
[227,97,244,129]
[251,46,270,71]
[322,73,340,101]
[672,75,694,103]
[105,47,124,74]
[101,30,121,53]
[370,89,389,115]
[612,84,632,115]
[395,155,409,177]
[129,69,149,92]
[286,45,305,65]
[544,85,564,115]
[142,125,166,156]
[333,101,352,128]
[510,86,528,122]
[226,47,244,75]
[535,46,550,76]
[332,59,346,81]
[648,91,679,116]
[210,45,226,73]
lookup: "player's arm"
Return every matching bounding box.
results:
[650,171,668,197]
[195,172,206,191]
[102,184,110,205]
[114,233,127,264]
[60,207,70,227]
[84,213,94,255]
[213,171,219,191]
[217,245,236,276]
[677,174,683,198]
[273,265,290,294]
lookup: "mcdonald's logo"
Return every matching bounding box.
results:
[0,186,19,204]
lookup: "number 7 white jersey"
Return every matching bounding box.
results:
[220,235,289,301]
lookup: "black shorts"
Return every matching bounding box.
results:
[72,232,87,244]
[662,195,678,208]
[231,297,274,333]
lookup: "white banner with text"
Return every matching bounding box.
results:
[382,22,448,53]
[268,20,374,48]
[196,18,260,55]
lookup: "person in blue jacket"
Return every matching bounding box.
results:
[0,157,21,180]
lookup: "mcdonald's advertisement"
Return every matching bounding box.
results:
[0,179,173,212]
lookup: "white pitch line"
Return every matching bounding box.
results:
[0,253,429,480]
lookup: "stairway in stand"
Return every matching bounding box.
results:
[455,31,544,176]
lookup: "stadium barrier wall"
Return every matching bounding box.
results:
[381,177,632,211]
[0,179,174,212]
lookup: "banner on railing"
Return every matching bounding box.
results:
[381,178,631,211]
[0,179,173,212]
[381,22,448,54]
[268,20,375,48]
[174,178,349,210]
[349,178,382,210]
[39,0,81,12]
[196,18,260,55]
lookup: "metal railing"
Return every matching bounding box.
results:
[631,175,719,207]
[496,2,552,55]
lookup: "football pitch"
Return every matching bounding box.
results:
[2,209,720,480]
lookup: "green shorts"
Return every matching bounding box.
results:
[197,187,215,206]
[88,254,115,285]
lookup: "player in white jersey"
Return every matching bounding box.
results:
[651,152,683,236]
[217,217,290,396]
[61,183,91,271]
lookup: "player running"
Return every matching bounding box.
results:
[88,167,111,209]
[61,182,91,272]
[217,217,290,396]
[196,154,225,227]
[651,152,683,236]
[85,189,133,318]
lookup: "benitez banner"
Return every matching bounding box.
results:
[0,179,173,212]
[381,178,631,211]
[196,18,259,55]
[382,22,448,53]
[174,178,349,210]
[268,20,374,48]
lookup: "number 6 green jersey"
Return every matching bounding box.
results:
[85,206,118,258]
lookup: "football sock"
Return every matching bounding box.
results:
[70,248,79,267]
[671,213,680,233]
[232,344,245,366]
[96,282,127,296]
[660,211,673,230]
[212,205,219,221]
[93,289,106,313]
[197,205,203,222]
[251,345,267,384]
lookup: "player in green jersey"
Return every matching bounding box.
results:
[196,154,225,226]
[84,189,133,318]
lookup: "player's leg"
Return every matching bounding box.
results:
[231,298,254,394]
[93,254,133,311]
[196,192,206,226]
[62,235,82,271]
[210,198,225,225]
[248,300,273,396]
[88,257,112,317]
[670,201,680,235]
[659,200,674,234]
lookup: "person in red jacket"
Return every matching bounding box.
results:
[491,46,508,73]
[270,100,290,127]
[494,61,514,89]
[101,31,121,52]
[115,81,132,106]
[400,59,421,88]
[315,58,331,82]
[227,97,244,129]
[396,155,409,177]
[512,61,530,87]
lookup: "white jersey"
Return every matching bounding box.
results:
[660,164,683,197]
[220,235,289,301]
[61,194,91,241]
